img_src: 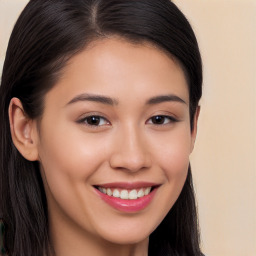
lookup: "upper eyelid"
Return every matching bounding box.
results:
[149,114,178,120]
[77,112,109,120]
[147,115,178,123]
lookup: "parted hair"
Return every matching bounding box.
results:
[0,0,203,255]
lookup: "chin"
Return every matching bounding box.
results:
[95,224,152,245]
[104,234,149,246]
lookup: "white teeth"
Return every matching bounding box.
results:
[107,188,112,196]
[99,187,106,194]
[129,189,138,199]
[144,187,151,195]
[137,189,144,198]
[120,190,129,199]
[98,186,153,200]
[113,189,120,198]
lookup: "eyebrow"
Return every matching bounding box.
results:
[146,95,187,105]
[66,93,118,106]
[66,93,187,106]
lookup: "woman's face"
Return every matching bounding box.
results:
[36,38,197,245]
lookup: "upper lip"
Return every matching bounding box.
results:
[94,182,160,189]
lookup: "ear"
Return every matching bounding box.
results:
[8,98,39,161]
[190,106,200,153]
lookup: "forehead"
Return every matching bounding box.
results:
[45,38,189,106]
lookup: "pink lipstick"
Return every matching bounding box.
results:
[94,182,159,213]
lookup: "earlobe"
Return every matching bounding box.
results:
[190,106,200,153]
[8,98,39,161]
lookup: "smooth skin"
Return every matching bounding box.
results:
[9,38,199,256]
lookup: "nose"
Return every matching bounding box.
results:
[109,126,152,172]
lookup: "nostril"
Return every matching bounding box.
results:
[109,132,152,171]
[109,154,151,172]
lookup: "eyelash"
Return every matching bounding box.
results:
[147,115,178,125]
[77,115,110,127]
[77,114,178,127]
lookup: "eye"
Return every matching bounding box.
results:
[147,115,177,125]
[78,115,110,126]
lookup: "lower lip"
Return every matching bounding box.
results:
[95,188,157,213]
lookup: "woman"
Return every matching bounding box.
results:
[0,0,203,255]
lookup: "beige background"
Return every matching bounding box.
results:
[0,0,255,255]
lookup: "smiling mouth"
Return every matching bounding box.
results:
[96,186,153,200]
[94,183,159,212]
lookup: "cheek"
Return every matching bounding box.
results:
[151,127,192,177]
[150,125,191,203]
[159,140,190,195]
[37,124,112,233]
[145,127,191,226]
[37,123,109,208]
[38,122,109,180]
